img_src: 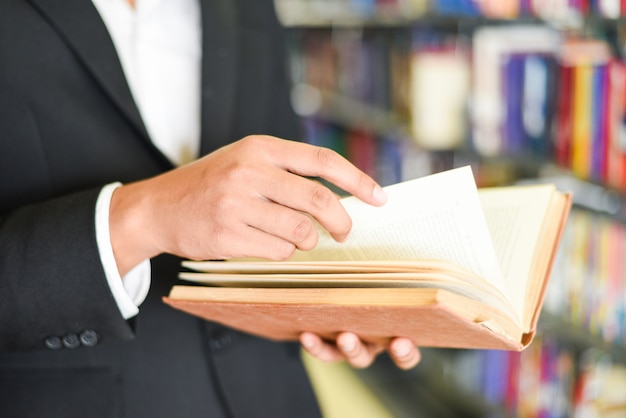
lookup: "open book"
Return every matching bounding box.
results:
[163,166,572,351]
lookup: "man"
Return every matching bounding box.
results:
[0,0,419,416]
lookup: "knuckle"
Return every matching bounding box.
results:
[291,217,314,244]
[356,171,373,191]
[212,191,238,215]
[222,160,253,183]
[240,134,270,150]
[241,134,260,144]
[309,185,333,211]
[316,147,340,169]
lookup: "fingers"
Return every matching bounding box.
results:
[239,196,319,252]
[300,332,421,371]
[211,136,387,249]
[388,338,422,370]
[300,332,378,369]
[214,224,298,261]
[300,332,345,363]
[236,137,387,243]
[335,332,384,369]
[300,332,384,369]
[260,169,353,242]
[260,137,387,207]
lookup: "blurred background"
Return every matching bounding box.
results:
[274,0,626,417]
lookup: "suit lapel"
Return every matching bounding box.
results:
[198,0,238,155]
[28,0,239,162]
[28,0,153,146]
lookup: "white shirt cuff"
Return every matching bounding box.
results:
[95,183,151,319]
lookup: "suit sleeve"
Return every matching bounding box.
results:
[0,188,135,352]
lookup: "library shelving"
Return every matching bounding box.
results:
[275,0,626,416]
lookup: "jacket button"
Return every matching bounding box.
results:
[44,336,63,350]
[62,333,80,349]
[79,330,99,347]
[208,332,233,351]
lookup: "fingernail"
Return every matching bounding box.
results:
[392,340,411,358]
[300,334,315,349]
[373,186,387,205]
[339,339,356,353]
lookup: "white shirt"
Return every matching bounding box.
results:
[91,0,202,318]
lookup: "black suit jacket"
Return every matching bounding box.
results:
[0,0,322,417]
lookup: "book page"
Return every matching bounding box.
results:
[478,184,556,323]
[184,259,491,277]
[179,270,515,316]
[291,166,509,300]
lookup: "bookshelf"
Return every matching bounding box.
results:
[275,0,626,416]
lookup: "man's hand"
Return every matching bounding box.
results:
[110,135,418,370]
[109,135,387,276]
[300,332,421,370]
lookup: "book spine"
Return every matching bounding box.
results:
[571,64,593,178]
[346,129,377,178]
[555,64,574,167]
[590,63,608,181]
[502,53,527,154]
[455,334,626,417]
[606,60,626,189]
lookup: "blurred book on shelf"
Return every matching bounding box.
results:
[471,25,561,157]
[451,338,626,417]
[409,39,471,150]
[556,38,622,185]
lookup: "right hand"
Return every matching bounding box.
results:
[109,135,387,276]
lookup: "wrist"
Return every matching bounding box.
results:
[109,181,162,276]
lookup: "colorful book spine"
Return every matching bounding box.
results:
[607,60,626,190]
[452,336,626,417]
[555,64,574,167]
[590,64,608,181]
[502,53,527,154]
[571,64,593,178]
[547,207,626,345]
[346,129,377,178]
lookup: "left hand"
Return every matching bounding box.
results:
[300,332,421,370]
